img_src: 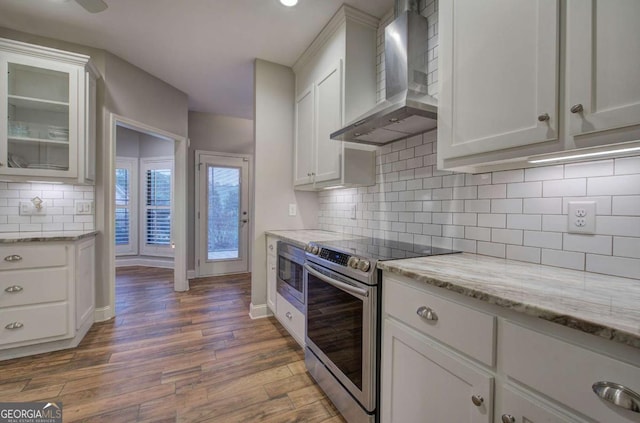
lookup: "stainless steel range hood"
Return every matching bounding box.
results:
[331,0,437,145]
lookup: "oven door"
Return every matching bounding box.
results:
[277,249,305,307]
[304,262,376,412]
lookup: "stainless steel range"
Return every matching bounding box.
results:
[303,237,459,423]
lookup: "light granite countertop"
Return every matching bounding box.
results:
[378,253,640,349]
[0,231,98,243]
[265,229,361,249]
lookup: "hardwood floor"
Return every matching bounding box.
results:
[0,267,346,423]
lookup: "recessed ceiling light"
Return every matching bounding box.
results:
[280,0,298,7]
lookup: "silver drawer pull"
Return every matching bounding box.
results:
[4,255,22,262]
[285,312,293,320]
[471,394,484,406]
[416,306,438,321]
[592,381,640,413]
[570,103,584,114]
[4,285,23,293]
[5,322,24,330]
[501,415,515,423]
[537,113,550,122]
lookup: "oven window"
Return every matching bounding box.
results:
[307,273,363,390]
[278,255,304,293]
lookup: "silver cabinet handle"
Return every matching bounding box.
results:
[501,415,515,423]
[5,322,23,330]
[416,306,438,321]
[592,382,640,413]
[537,113,550,122]
[570,103,584,113]
[4,255,22,262]
[269,244,274,250]
[285,311,292,320]
[471,395,484,406]
[4,285,23,293]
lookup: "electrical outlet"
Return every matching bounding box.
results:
[567,201,596,234]
[19,201,46,216]
[288,203,297,216]
[75,200,94,215]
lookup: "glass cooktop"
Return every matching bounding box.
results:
[316,237,460,262]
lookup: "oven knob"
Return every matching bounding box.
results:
[311,246,319,255]
[347,256,360,269]
[357,260,371,272]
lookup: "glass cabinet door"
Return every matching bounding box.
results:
[5,58,76,175]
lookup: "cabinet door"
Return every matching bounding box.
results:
[314,61,343,184]
[83,71,96,183]
[381,319,493,423]
[75,238,95,330]
[438,0,559,162]
[0,53,79,178]
[566,0,640,138]
[499,387,582,423]
[293,85,314,186]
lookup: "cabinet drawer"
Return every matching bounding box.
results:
[502,321,640,423]
[0,244,66,271]
[384,276,496,366]
[0,268,67,307]
[276,293,305,347]
[0,303,70,347]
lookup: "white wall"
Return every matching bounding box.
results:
[251,59,319,311]
[187,112,254,271]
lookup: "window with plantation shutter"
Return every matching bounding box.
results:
[141,157,174,257]
[115,157,138,256]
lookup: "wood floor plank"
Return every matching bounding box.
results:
[0,267,344,422]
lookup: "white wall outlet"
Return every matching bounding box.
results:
[19,201,46,216]
[567,201,596,234]
[350,204,357,220]
[288,203,297,216]
[75,200,94,215]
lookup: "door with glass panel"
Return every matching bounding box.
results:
[1,54,78,177]
[115,157,138,255]
[197,153,250,276]
[140,157,174,257]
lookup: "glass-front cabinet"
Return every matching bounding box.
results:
[0,38,97,183]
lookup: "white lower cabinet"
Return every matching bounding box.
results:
[266,236,277,313]
[381,318,493,423]
[275,292,304,348]
[0,236,96,360]
[381,272,640,423]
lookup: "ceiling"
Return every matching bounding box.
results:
[0,0,393,120]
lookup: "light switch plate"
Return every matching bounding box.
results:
[75,200,94,215]
[19,201,46,216]
[567,201,596,234]
[288,203,297,216]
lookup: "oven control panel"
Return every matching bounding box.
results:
[319,248,350,266]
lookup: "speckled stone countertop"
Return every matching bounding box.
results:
[265,229,361,249]
[0,231,98,243]
[378,253,640,349]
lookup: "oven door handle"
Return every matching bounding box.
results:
[304,264,369,299]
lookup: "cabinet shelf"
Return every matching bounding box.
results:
[8,95,69,113]
[8,136,69,146]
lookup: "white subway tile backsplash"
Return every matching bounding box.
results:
[612,196,640,216]
[614,156,640,175]
[541,249,585,271]
[588,174,640,196]
[586,254,640,279]
[525,165,564,181]
[492,228,523,245]
[524,231,563,250]
[492,199,523,214]
[541,215,566,232]
[523,198,562,214]
[477,241,506,258]
[492,169,524,184]
[452,213,477,226]
[507,245,540,264]
[562,196,611,215]
[563,233,612,255]
[478,213,506,228]
[466,226,491,241]
[564,160,613,178]
[613,237,640,259]
[507,182,542,198]
[478,184,506,199]
[464,200,490,213]
[596,216,640,237]
[507,214,542,230]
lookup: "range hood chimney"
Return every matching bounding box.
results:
[330,0,437,145]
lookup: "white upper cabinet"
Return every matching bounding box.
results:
[438,0,640,173]
[293,6,378,190]
[565,0,640,147]
[438,0,559,164]
[0,38,97,184]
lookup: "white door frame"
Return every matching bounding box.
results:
[99,113,188,322]
[194,150,253,277]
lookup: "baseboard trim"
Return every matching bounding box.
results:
[249,302,272,319]
[94,306,114,322]
[187,269,196,279]
[115,257,174,269]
